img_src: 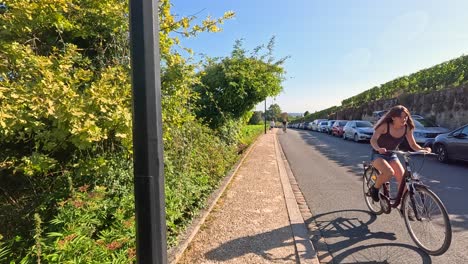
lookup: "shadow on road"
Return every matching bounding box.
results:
[305,209,432,263]
[332,242,432,264]
[296,129,371,176]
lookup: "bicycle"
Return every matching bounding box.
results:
[362,150,452,255]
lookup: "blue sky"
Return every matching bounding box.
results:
[172,0,468,114]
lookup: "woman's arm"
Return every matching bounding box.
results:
[370,125,386,154]
[406,128,431,152]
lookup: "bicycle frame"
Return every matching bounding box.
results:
[373,151,428,212]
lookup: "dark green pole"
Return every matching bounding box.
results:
[264,99,267,134]
[129,0,167,263]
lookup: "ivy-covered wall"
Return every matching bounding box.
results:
[334,85,468,129]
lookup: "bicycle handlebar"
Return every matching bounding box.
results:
[387,150,437,156]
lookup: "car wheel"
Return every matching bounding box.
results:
[436,144,449,163]
[354,133,359,142]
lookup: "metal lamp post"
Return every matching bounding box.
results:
[264,98,267,134]
[129,0,167,263]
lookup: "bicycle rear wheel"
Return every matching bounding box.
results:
[363,166,383,215]
[402,185,452,255]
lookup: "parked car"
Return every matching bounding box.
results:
[372,110,388,124]
[305,121,314,130]
[389,117,450,151]
[318,121,329,132]
[343,120,374,142]
[326,120,336,134]
[331,120,348,137]
[432,124,468,163]
[311,119,328,131]
[412,118,450,145]
[411,114,425,120]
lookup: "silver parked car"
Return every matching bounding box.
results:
[311,119,328,131]
[325,120,336,134]
[318,121,329,132]
[412,118,450,145]
[343,120,374,142]
[432,124,468,163]
[305,121,314,130]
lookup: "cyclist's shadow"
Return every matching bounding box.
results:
[307,209,431,263]
[309,209,396,250]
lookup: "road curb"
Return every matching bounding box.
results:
[274,134,320,264]
[167,133,260,264]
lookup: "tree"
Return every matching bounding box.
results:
[194,38,288,128]
[304,111,310,117]
[265,103,282,121]
[248,111,263,124]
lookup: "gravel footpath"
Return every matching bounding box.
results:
[178,130,298,263]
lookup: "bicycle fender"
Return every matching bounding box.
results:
[407,182,428,194]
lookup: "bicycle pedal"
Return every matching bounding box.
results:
[379,195,391,214]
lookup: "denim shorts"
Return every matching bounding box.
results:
[370,151,398,163]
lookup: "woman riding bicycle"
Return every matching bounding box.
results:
[369,105,431,202]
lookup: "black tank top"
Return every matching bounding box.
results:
[376,122,407,151]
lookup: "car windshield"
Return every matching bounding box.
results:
[339,121,347,126]
[356,121,373,128]
[414,119,438,127]
[320,121,328,125]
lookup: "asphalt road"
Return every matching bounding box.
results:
[278,128,468,264]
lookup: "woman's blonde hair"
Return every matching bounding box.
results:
[374,105,415,130]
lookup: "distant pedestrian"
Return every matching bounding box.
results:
[270,120,275,130]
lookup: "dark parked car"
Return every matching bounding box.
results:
[432,124,468,163]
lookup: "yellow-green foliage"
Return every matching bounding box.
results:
[0,0,240,262]
[0,44,133,175]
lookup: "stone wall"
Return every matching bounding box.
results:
[333,85,468,130]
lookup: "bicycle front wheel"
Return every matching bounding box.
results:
[402,185,452,255]
[363,166,383,215]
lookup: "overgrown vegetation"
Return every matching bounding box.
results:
[238,125,264,152]
[0,0,284,262]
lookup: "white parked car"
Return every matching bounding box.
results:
[318,121,329,132]
[343,120,374,142]
[311,119,328,131]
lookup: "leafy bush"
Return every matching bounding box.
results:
[23,186,136,264]
[239,125,264,147]
[164,121,237,245]
[0,235,9,263]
